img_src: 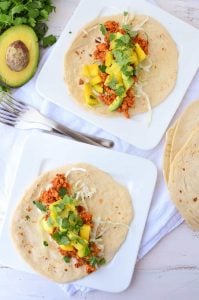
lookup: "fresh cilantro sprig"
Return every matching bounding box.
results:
[0,0,57,48]
[33,200,47,212]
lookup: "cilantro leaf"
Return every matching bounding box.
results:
[59,187,67,198]
[121,65,134,77]
[122,24,137,38]
[89,256,106,267]
[63,256,71,263]
[42,34,57,48]
[107,77,118,90]
[109,33,115,41]
[0,2,11,11]
[33,200,47,212]
[99,23,107,35]
[99,64,106,73]
[52,232,70,245]
[11,4,27,19]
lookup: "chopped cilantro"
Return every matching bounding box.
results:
[107,77,118,90]
[63,256,71,263]
[59,187,67,198]
[43,241,48,247]
[41,34,57,48]
[122,24,137,38]
[115,34,130,47]
[63,195,75,205]
[123,11,128,16]
[99,23,107,35]
[89,256,106,267]
[33,200,47,212]
[121,65,134,77]
[99,64,106,73]
[52,232,70,245]
[109,33,115,41]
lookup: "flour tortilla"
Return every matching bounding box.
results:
[163,121,178,183]
[170,100,199,165]
[64,14,178,117]
[11,163,133,283]
[168,128,199,230]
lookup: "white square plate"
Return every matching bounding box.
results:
[0,131,157,292]
[36,0,199,150]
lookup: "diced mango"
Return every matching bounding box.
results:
[135,43,146,62]
[83,83,99,106]
[87,97,99,106]
[89,75,102,86]
[105,51,113,67]
[60,244,74,251]
[82,64,99,77]
[83,83,92,101]
[80,224,91,241]
[41,218,54,234]
[82,65,90,77]
[93,84,103,94]
[130,51,139,65]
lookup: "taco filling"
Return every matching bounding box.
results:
[11,163,133,283]
[64,13,178,120]
[34,173,105,274]
[81,16,148,118]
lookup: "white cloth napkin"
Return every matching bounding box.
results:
[0,6,198,296]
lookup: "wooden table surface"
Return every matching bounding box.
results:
[1,0,199,299]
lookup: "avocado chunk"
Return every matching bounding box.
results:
[0,25,39,87]
[108,96,124,112]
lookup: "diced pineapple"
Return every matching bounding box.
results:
[80,224,91,241]
[93,84,103,94]
[60,244,74,251]
[135,43,146,62]
[82,64,99,77]
[105,51,113,67]
[89,75,102,86]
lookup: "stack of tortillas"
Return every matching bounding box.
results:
[163,100,199,230]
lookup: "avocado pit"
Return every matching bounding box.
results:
[6,40,29,72]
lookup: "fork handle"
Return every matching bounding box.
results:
[50,122,114,148]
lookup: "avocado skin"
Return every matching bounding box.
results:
[0,25,39,88]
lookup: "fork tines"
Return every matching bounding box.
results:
[0,92,27,114]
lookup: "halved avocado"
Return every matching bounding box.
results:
[0,25,39,87]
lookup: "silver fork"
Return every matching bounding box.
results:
[0,92,114,148]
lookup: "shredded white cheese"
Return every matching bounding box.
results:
[139,57,152,72]
[65,167,86,178]
[133,17,149,32]
[135,82,152,125]
[81,24,99,36]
